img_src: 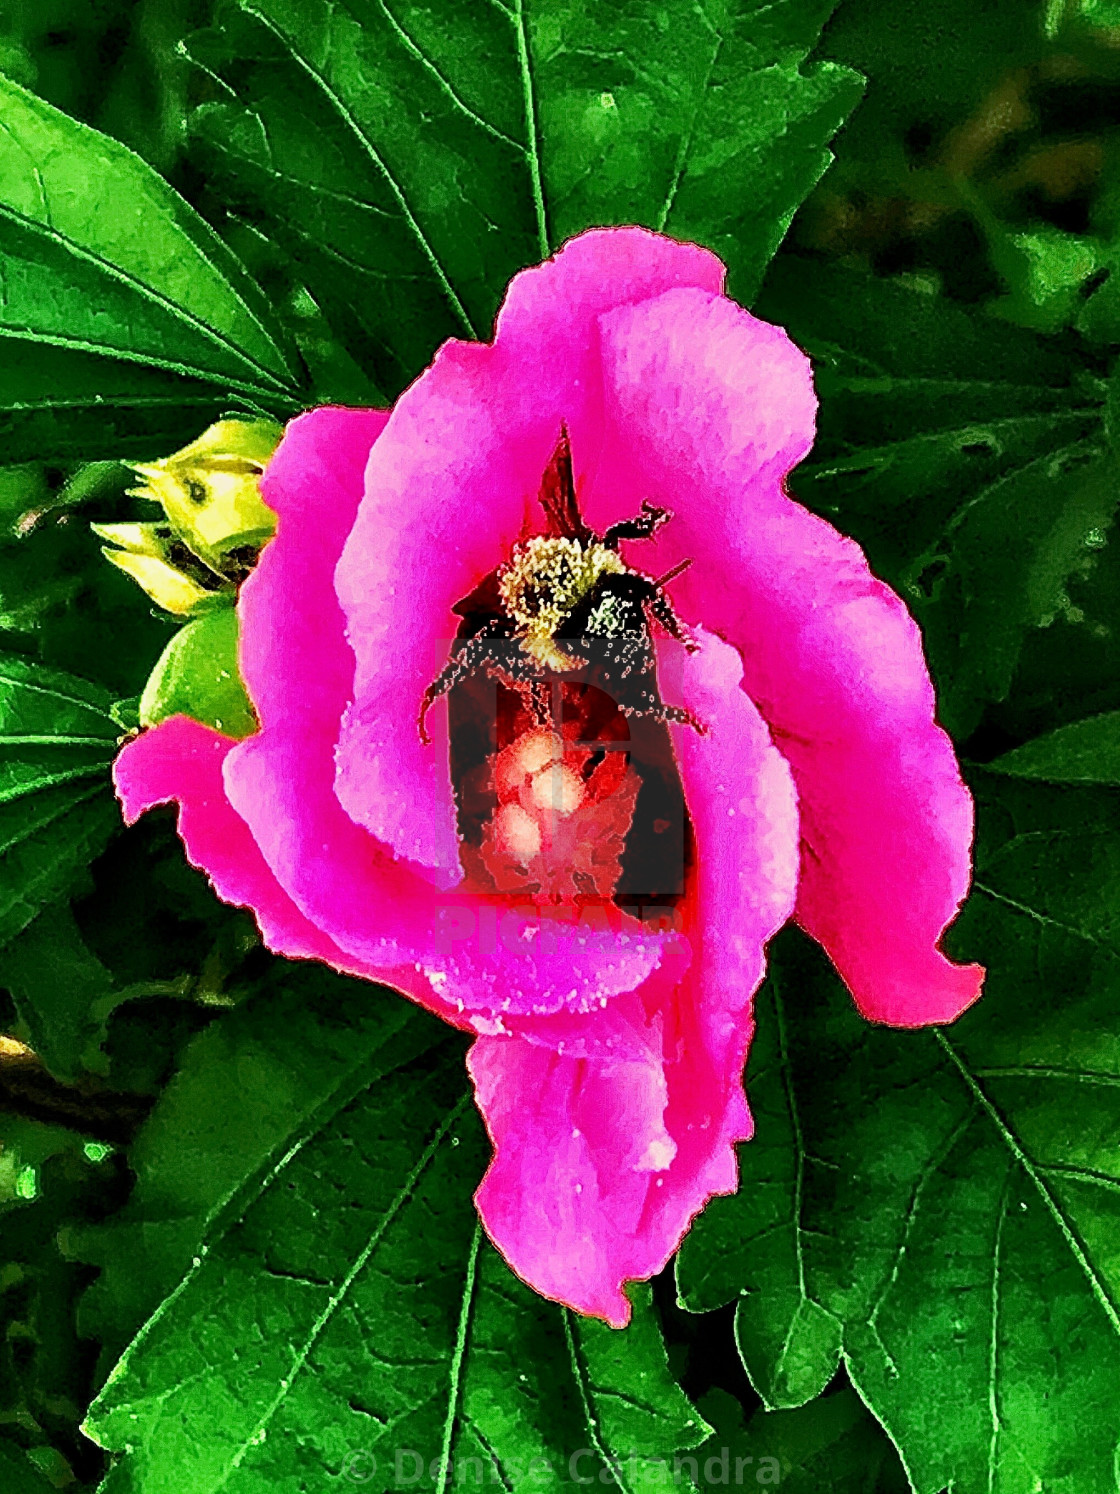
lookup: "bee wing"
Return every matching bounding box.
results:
[538,424,592,543]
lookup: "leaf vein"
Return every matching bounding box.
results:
[656,16,722,233]
[974,880,1117,957]
[564,1310,631,1494]
[214,1093,471,1490]
[238,4,478,339]
[936,1030,1120,1341]
[0,204,294,395]
[513,0,548,257]
[370,0,525,153]
[436,1221,483,1494]
[987,1174,1011,1494]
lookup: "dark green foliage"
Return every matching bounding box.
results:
[4,906,142,1085]
[0,1119,131,1489]
[0,1440,59,1493]
[0,653,120,950]
[0,345,228,467]
[693,1386,909,1492]
[183,0,860,395]
[0,75,305,458]
[0,462,190,701]
[81,984,707,1493]
[678,764,1120,1491]
[0,1,1119,1491]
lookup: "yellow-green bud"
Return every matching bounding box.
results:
[98,417,283,615]
[91,521,234,616]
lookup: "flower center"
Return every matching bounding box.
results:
[479,722,641,899]
[448,668,692,923]
[433,428,696,924]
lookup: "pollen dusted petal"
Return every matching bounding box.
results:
[592,287,982,1028]
[470,630,800,1325]
[224,404,671,1019]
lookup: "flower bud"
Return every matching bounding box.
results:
[91,521,233,616]
[97,418,282,614]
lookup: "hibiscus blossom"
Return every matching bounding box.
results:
[113,227,983,1326]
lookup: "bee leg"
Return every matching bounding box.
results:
[418,636,495,744]
[646,589,700,653]
[619,699,707,735]
[660,702,708,734]
[529,678,554,728]
[603,501,670,549]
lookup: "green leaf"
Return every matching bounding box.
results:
[908,444,1119,741]
[1078,256,1120,346]
[0,342,232,466]
[693,1386,908,1493]
[570,1287,709,1485]
[185,0,861,394]
[757,258,1102,573]
[138,604,257,738]
[988,225,1101,336]
[2,904,119,1083]
[0,1442,56,1494]
[756,256,1109,737]
[645,4,865,302]
[83,979,707,1491]
[677,768,1120,1493]
[76,969,449,1368]
[0,902,185,1084]
[0,74,303,412]
[1075,0,1120,27]
[987,710,1120,785]
[0,653,120,950]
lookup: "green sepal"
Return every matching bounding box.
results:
[139,605,256,739]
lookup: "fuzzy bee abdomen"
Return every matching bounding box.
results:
[557,573,662,714]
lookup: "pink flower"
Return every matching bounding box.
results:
[114,228,983,1326]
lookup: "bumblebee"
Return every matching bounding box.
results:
[418,426,703,743]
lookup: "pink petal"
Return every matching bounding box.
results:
[585,287,982,1027]
[469,631,800,1325]
[114,717,330,962]
[333,228,722,880]
[226,404,669,1019]
[224,406,410,964]
[112,716,418,991]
